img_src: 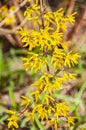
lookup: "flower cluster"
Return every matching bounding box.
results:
[6,0,80,129]
[6,110,19,130]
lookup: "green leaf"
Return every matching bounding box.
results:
[21,118,28,128]
[34,113,45,130]
[8,80,17,108]
[0,43,6,86]
[54,69,60,77]
[0,115,9,124]
[30,122,37,130]
[75,82,86,100]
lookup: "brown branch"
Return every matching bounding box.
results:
[66,0,76,16]
[12,0,24,23]
[0,17,28,35]
[40,0,44,29]
[0,0,28,27]
[18,106,28,118]
[5,34,17,46]
[10,22,22,47]
[40,0,50,72]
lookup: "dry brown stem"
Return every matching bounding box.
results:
[40,0,45,28]
[0,17,28,35]
[5,34,17,46]
[12,0,24,23]
[66,0,76,15]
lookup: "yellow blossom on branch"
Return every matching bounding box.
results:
[30,90,40,102]
[21,95,31,107]
[7,115,19,129]
[0,5,16,25]
[32,104,48,121]
[24,112,34,121]
[6,110,19,130]
[6,0,80,129]
[64,51,80,68]
[68,117,76,128]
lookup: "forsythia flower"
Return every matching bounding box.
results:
[42,94,55,105]
[6,110,19,130]
[30,90,40,102]
[64,51,80,68]
[22,52,48,72]
[21,95,31,107]
[68,117,76,128]
[0,5,16,25]
[55,102,70,118]
[33,104,48,121]
[51,48,65,69]
[24,4,40,24]
[6,0,80,129]
[49,119,58,130]
[25,112,34,121]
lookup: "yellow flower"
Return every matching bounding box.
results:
[55,102,70,118]
[6,6,16,25]
[22,52,48,72]
[0,6,8,20]
[0,5,16,25]
[62,41,70,50]
[30,90,40,102]
[49,119,58,130]
[31,73,53,91]
[38,27,53,50]
[36,0,38,4]
[21,95,31,107]
[63,72,76,81]
[7,115,19,129]
[42,94,55,105]
[6,110,19,129]
[47,106,55,116]
[64,51,80,68]
[43,11,56,25]
[68,117,76,128]
[6,110,16,115]
[33,104,48,121]
[24,4,40,19]
[51,48,65,69]
[67,12,77,24]
[11,2,79,129]
[25,112,34,121]
[18,28,39,50]
[50,32,63,47]
[31,16,41,27]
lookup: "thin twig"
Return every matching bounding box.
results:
[66,0,76,16]
[18,106,29,118]
[13,0,24,23]
[40,0,44,29]
[40,0,50,72]
[5,34,17,46]
[0,17,28,35]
